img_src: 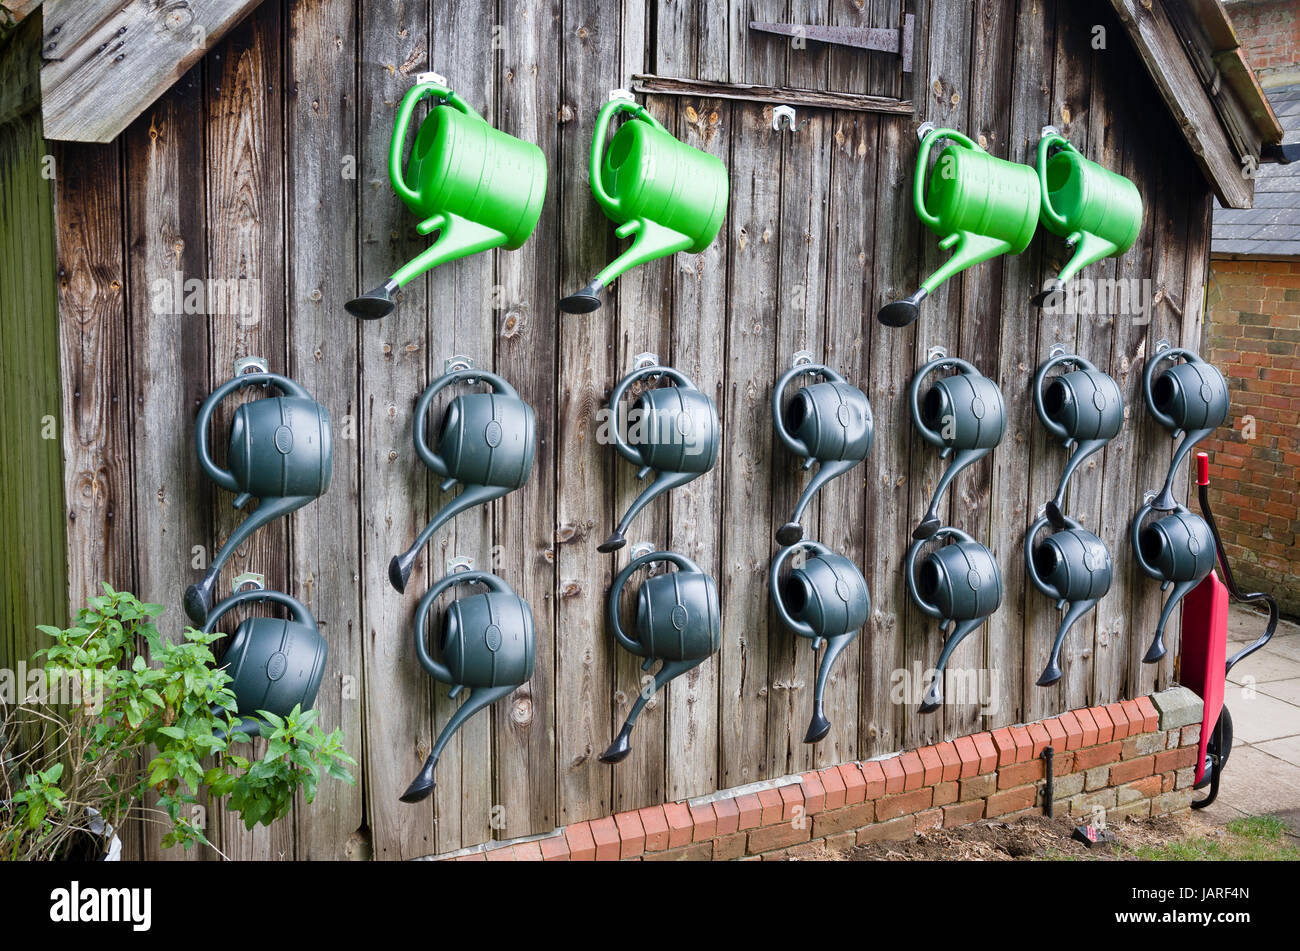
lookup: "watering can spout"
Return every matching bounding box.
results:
[805,632,855,744]
[919,617,986,713]
[1049,438,1107,525]
[345,279,400,321]
[914,448,990,540]
[349,215,510,321]
[561,219,694,315]
[878,288,928,328]
[1056,231,1121,290]
[777,458,858,546]
[1145,578,1198,664]
[184,494,314,624]
[600,657,706,763]
[1152,428,1212,512]
[1036,598,1098,686]
[599,469,696,553]
[400,683,516,804]
[390,483,514,593]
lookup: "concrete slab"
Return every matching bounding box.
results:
[1227,647,1300,685]
[1258,677,1300,706]
[1206,745,1300,816]
[1223,689,1300,744]
[1256,734,1300,768]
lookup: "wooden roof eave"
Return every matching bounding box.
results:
[1108,0,1283,210]
[35,0,265,144]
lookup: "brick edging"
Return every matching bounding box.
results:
[434,689,1205,861]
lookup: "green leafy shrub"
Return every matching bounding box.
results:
[0,584,354,860]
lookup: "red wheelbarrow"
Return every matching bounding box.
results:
[1180,452,1279,809]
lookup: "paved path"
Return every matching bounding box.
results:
[1196,605,1300,838]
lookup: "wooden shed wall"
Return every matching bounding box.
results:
[44,0,1212,859]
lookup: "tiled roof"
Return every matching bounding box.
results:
[1213,84,1300,257]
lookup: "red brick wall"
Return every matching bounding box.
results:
[1203,258,1300,616]
[1228,0,1300,79]
[442,696,1201,861]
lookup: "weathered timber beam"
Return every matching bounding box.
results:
[631,73,914,115]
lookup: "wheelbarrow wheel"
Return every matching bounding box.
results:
[1191,705,1233,810]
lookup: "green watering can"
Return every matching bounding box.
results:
[1033,127,1143,304]
[185,358,332,625]
[347,73,547,320]
[401,564,535,803]
[560,91,729,314]
[203,574,328,741]
[879,123,1040,328]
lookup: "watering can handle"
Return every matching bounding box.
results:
[607,550,702,655]
[904,526,975,620]
[390,82,480,207]
[589,99,668,212]
[414,569,514,681]
[771,363,846,458]
[769,541,831,638]
[1032,352,1098,444]
[1022,513,1081,599]
[412,367,519,477]
[914,127,981,231]
[195,372,312,494]
[1036,132,1077,233]
[908,356,981,449]
[607,365,697,467]
[1129,501,1164,580]
[200,587,314,633]
[1142,346,1198,432]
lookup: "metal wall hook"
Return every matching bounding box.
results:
[915,121,935,142]
[1047,343,1068,360]
[444,355,474,374]
[1040,124,1060,139]
[773,105,797,132]
[231,571,266,594]
[608,88,636,103]
[927,345,948,362]
[234,356,268,377]
[632,351,659,371]
[415,71,449,86]
[1155,338,1171,354]
[791,349,815,368]
[447,556,474,574]
[629,541,655,560]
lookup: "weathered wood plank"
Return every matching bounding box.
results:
[1023,0,1093,724]
[554,0,620,824]
[632,74,913,114]
[121,67,214,862]
[202,3,289,860]
[817,106,876,768]
[490,0,560,843]
[718,102,781,788]
[423,0,499,858]
[284,0,365,861]
[41,0,263,143]
[767,107,832,779]
[901,0,969,750]
[1104,0,1251,208]
[356,0,436,861]
[665,96,728,802]
[949,0,1013,738]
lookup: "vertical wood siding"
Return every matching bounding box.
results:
[43,0,1212,858]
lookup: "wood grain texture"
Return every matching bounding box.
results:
[41,0,1228,859]
[41,0,262,143]
[285,0,365,861]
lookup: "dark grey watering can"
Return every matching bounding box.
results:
[599,363,719,553]
[186,359,332,624]
[601,550,720,763]
[202,575,328,740]
[770,541,869,743]
[389,365,535,593]
[1131,500,1215,664]
[905,527,1002,712]
[909,355,1005,540]
[400,566,535,803]
[1025,514,1112,686]
[771,361,874,545]
[1033,351,1123,528]
[1143,346,1228,513]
